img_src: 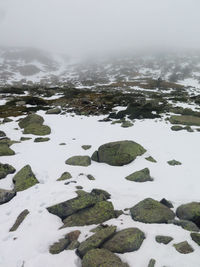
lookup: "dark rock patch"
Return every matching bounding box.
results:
[65,156,91,167]
[125,168,153,182]
[0,162,16,179]
[173,241,194,254]
[9,209,29,231]
[155,235,173,244]
[0,189,16,204]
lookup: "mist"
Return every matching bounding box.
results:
[0,0,200,57]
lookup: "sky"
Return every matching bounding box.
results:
[0,0,200,57]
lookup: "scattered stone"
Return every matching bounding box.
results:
[173,241,194,254]
[155,235,173,244]
[102,227,145,253]
[67,240,80,250]
[20,137,32,141]
[0,163,16,179]
[167,160,182,166]
[82,145,92,150]
[145,156,157,163]
[57,172,72,181]
[169,115,200,126]
[9,209,29,232]
[49,237,70,254]
[91,140,146,166]
[0,144,15,156]
[171,125,183,131]
[0,189,16,204]
[148,259,156,267]
[3,118,13,123]
[23,124,51,136]
[87,174,95,180]
[59,143,66,145]
[130,198,175,223]
[77,226,117,257]
[82,248,128,267]
[13,165,39,192]
[125,168,153,182]
[0,130,6,137]
[190,232,200,246]
[46,107,61,114]
[160,198,174,208]
[34,137,50,142]
[121,121,133,128]
[176,202,200,227]
[168,219,199,232]
[19,114,44,128]
[185,126,194,132]
[65,181,77,185]
[76,186,83,189]
[65,156,91,167]
[91,188,111,199]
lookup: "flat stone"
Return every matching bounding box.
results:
[125,168,153,182]
[155,235,173,244]
[9,209,29,231]
[65,156,91,167]
[173,241,194,254]
[0,162,16,179]
[0,189,16,205]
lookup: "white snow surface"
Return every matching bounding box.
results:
[0,112,200,267]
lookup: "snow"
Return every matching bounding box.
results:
[0,113,200,267]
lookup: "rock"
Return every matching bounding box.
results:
[171,125,183,131]
[20,137,32,141]
[0,189,16,204]
[148,259,156,267]
[13,165,39,192]
[59,143,66,145]
[185,126,194,132]
[46,107,61,114]
[57,172,72,181]
[82,145,92,150]
[91,140,146,166]
[168,219,199,232]
[155,235,173,244]
[169,115,200,126]
[23,124,51,136]
[0,163,16,179]
[61,201,115,227]
[160,198,173,208]
[0,144,15,156]
[67,240,80,250]
[0,130,6,137]
[82,248,128,267]
[102,227,145,253]
[176,202,200,227]
[76,186,83,189]
[91,189,111,199]
[9,209,29,231]
[34,137,50,142]
[49,237,70,254]
[167,160,182,166]
[87,174,95,180]
[3,118,13,123]
[19,114,44,128]
[190,232,200,246]
[130,198,175,223]
[121,121,133,128]
[67,230,81,242]
[145,156,157,163]
[173,241,194,254]
[125,168,153,182]
[65,156,91,167]
[77,226,117,257]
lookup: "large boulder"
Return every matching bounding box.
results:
[0,189,16,204]
[91,140,146,166]
[125,168,153,182]
[168,219,199,232]
[0,144,15,156]
[23,124,51,136]
[190,232,200,246]
[65,156,91,167]
[0,163,16,179]
[169,115,200,126]
[102,227,145,253]
[19,114,44,128]
[13,165,39,192]
[82,248,128,267]
[176,202,200,228]
[46,107,61,114]
[130,198,175,223]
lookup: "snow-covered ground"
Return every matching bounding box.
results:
[0,112,200,267]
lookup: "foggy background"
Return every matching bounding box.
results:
[0,0,200,57]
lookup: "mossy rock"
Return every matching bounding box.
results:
[0,162,16,179]
[169,115,200,126]
[34,137,50,142]
[155,235,173,244]
[19,114,44,128]
[171,125,183,131]
[0,144,15,156]
[91,140,146,166]
[130,198,175,223]
[3,118,13,123]
[125,168,153,182]
[190,232,200,246]
[49,237,70,254]
[91,189,111,199]
[160,198,173,208]
[13,165,39,192]
[0,130,6,137]
[148,259,156,267]
[82,145,92,150]
[82,248,129,267]
[0,188,16,205]
[121,121,133,128]
[46,107,61,114]
[102,227,145,253]
[23,123,51,136]
[87,174,95,180]
[65,156,91,167]
[9,209,29,232]
[173,241,194,254]
[167,159,182,166]
[176,202,200,228]
[20,137,32,141]
[77,226,117,257]
[57,172,72,181]
[145,156,157,163]
[62,201,115,227]
[168,219,199,232]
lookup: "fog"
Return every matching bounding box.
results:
[0,0,200,57]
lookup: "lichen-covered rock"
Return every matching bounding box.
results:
[49,238,70,254]
[57,172,72,181]
[65,156,91,167]
[77,226,117,257]
[125,168,153,182]
[121,121,133,128]
[155,235,173,244]
[0,130,6,137]
[82,145,92,150]
[169,115,200,126]
[171,125,183,131]
[167,160,182,166]
[62,201,115,227]
[190,232,200,246]
[34,137,50,142]
[91,140,146,166]
[82,248,128,267]
[148,259,156,267]
[91,189,111,199]
[130,198,175,223]
[19,114,44,128]
[9,209,29,231]
[102,227,145,253]
[145,156,157,163]
[0,163,16,179]
[13,165,39,192]
[23,123,51,136]
[87,174,95,180]
[20,137,32,141]
[176,202,200,227]
[0,189,16,204]
[46,107,61,114]
[168,219,199,232]
[0,144,15,156]
[173,241,194,254]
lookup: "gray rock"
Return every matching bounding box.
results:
[148,259,156,267]
[82,145,92,150]
[190,232,200,246]
[46,107,61,114]
[167,160,182,166]
[155,235,173,244]
[125,168,153,182]
[173,241,194,254]
[0,189,16,205]
[65,156,91,167]
[0,162,16,179]
[168,219,199,232]
[9,209,29,231]
[57,172,72,181]
[176,202,200,228]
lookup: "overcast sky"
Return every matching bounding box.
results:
[0,0,200,56]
